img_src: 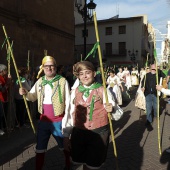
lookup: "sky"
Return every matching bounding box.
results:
[95,0,170,54]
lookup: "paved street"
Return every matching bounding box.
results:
[0,88,170,170]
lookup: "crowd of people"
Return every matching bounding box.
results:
[0,57,170,170]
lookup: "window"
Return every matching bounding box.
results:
[119,25,126,34]
[82,29,88,37]
[105,43,112,55]
[119,42,126,55]
[105,27,112,35]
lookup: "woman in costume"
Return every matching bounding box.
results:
[107,70,123,105]
[135,66,147,111]
[131,67,139,86]
[122,66,132,90]
[117,67,125,83]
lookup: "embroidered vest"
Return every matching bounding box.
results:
[74,86,108,130]
[37,77,66,116]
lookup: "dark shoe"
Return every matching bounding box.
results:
[146,125,153,131]
[145,120,151,126]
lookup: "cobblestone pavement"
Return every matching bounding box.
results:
[0,88,170,170]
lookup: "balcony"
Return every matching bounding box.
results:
[103,49,127,58]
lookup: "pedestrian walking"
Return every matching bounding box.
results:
[107,70,123,105]
[141,64,165,126]
[63,61,116,170]
[19,56,71,170]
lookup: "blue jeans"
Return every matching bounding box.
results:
[145,94,157,123]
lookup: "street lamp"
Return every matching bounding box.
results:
[128,50,138,64]
[75,0,96,59]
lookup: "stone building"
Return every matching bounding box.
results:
[75,14,153,68]
[0,0,75,74]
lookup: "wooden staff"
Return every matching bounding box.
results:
[27,50,30,71]
[144,53,149,87]
[6,41,13,76]
[2,24,36,134]
[6,44,10,76]
[93,11,119,170]
[6,42,13,131]
[154,49,162,155]
[44,49,47,56]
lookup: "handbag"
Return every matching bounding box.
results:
[111,105,124,121]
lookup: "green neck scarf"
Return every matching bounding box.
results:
[42,75,63,103]
[78,82,102,121]
[16,76,26,85]
[42,75,62,89]
[78,82,102,98]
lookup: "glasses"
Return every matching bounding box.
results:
[43,65,55,69]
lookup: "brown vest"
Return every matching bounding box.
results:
[74,86,108,130]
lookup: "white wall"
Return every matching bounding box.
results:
[75,16,149,67]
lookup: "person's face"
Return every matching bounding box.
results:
[110,72,115,77]
[119,68,122,72]
[43,61,56,79]
[24,74,28,79]
[78,69,95,86]
[0,69,7,76]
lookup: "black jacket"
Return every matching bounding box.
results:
[141,70,165,97]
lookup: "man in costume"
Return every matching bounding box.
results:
[19,56,71,170]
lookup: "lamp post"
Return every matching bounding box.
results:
[75,0,96,59]
[128,49,138,66]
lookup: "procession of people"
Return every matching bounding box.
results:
[1,56,170,170]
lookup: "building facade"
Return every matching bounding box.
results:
[0,0,75,73]
[161,21,170,64]
[75,14,153,69]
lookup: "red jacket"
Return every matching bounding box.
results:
[0,75,8,102]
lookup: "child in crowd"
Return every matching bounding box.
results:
[63,61,116,170]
